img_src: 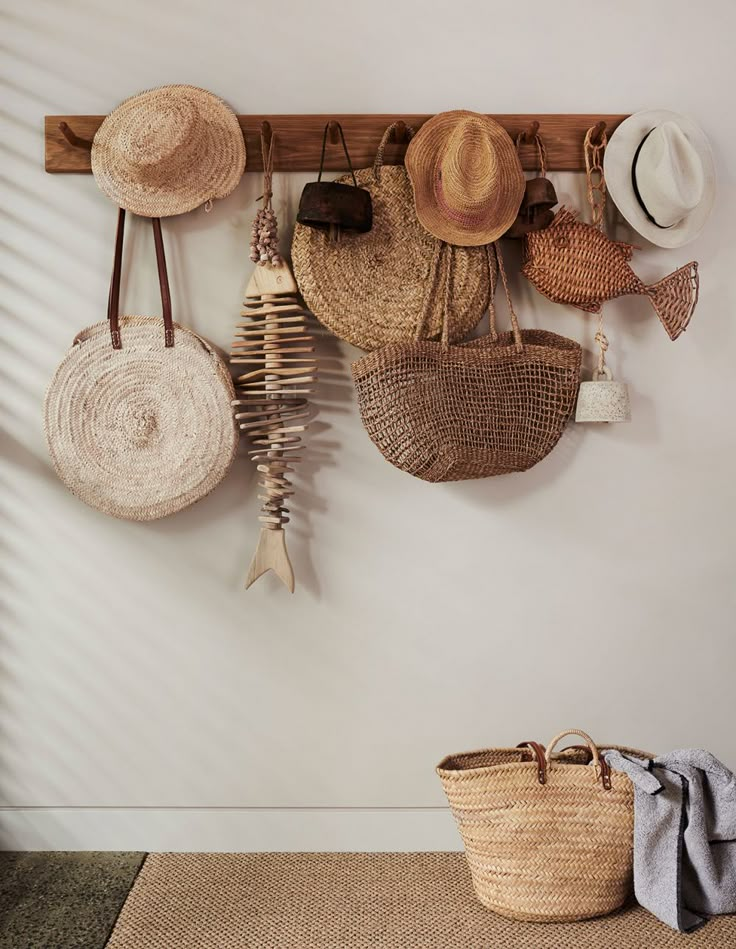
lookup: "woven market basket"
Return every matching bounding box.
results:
[352,243,581,482]
[44,210,237,521]
[437,729,654,923]
[292,123,492,352]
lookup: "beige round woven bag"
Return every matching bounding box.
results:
[44,210,237,521]
[91,84,246,217]
[292,123,492,352]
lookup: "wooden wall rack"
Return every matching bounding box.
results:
[45,114,628,174]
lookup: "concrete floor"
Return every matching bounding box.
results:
[0,852,145,949]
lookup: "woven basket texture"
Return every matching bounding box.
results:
[522,206,699,340]
[437,738,653,923]
[91,85,246,217]
[104,851,736,949]
[44,316,237,521]
[292,126,492,352]
[352,244,581,482]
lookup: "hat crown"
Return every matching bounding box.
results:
[124,97,199,169]
[437,118,500,211]
[636,121,705,227]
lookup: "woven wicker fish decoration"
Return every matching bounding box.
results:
[230,262,316,593]
[522,206,699,340]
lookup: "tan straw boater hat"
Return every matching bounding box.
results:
[91,84,246,217]
[405,110,525,246]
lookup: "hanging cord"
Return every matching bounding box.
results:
[250,130,281,267]
[515,132,548,178]
[260,131,275,210]
[584,125,610,374]
[491,242,523,352]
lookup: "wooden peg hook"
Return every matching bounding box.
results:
[327,120,341,145]
[392,120,408,144]
[521,120,540,144]
[58,121,93,151]
[589,121,607,145]
[261,120,273,151]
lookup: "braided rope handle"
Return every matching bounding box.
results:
[515,131,548,178]
[488,243,523,352]
[372,122,415,183]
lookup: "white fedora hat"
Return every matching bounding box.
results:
[604,110,715,248]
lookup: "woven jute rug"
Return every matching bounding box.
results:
[105,852,736,948]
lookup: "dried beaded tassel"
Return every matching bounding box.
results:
[249,133,282,267]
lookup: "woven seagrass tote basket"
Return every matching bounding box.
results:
[352,243,581,482]
[437,729,654,923]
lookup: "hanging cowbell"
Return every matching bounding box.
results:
[296,121,372,241]
[575,366,631,423]
[505,126,558,239]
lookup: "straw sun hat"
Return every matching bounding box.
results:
[91,84,246,217]
[405,111,525,246]
[603,109,715,248]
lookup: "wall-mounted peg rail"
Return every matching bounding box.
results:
[45,114,627,174]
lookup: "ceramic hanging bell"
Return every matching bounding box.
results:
[575,366,631,423]
[296,121,372,241]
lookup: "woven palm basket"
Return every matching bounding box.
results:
[44,316,238,521]
[292,124,492,351]
[437,730,653,923]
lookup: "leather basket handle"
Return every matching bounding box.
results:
[518,741,547,785]
[107,207,174,350]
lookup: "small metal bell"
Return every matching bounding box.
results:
[575,366,631,423]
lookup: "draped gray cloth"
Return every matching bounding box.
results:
[605,749,736,932]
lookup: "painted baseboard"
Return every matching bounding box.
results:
[0,807,462,852]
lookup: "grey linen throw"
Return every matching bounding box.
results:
[605,749,736,933]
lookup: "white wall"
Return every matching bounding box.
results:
[2,0,735,851]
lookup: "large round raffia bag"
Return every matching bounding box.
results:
[437,729,654,922]
[292,123,492,351]
[352,243,581,482]
[44,209,237,521]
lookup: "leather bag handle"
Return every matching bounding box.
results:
[518,741,547,785]
[317,122,358,188]
[107,207,174,350]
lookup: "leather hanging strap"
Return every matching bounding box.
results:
[518,741,548,785]
[107,207,174,349]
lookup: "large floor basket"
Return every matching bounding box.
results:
[437,729,653,922]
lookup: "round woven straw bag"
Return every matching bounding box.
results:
[437,729,654,922]
[44,209,237,521]
[292,122,492,351]
[352,243,581,482]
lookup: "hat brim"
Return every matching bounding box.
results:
[406,111,525,246]
[604,109,715,249]
[91,85,246,218]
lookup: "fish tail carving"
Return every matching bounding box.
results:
[646,262,699,341]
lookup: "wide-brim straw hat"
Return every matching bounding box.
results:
[603,109,715,248]
[44,317,238,521]
[292,130,492,352]
[91,85,246,217]
[405,110,525,246]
